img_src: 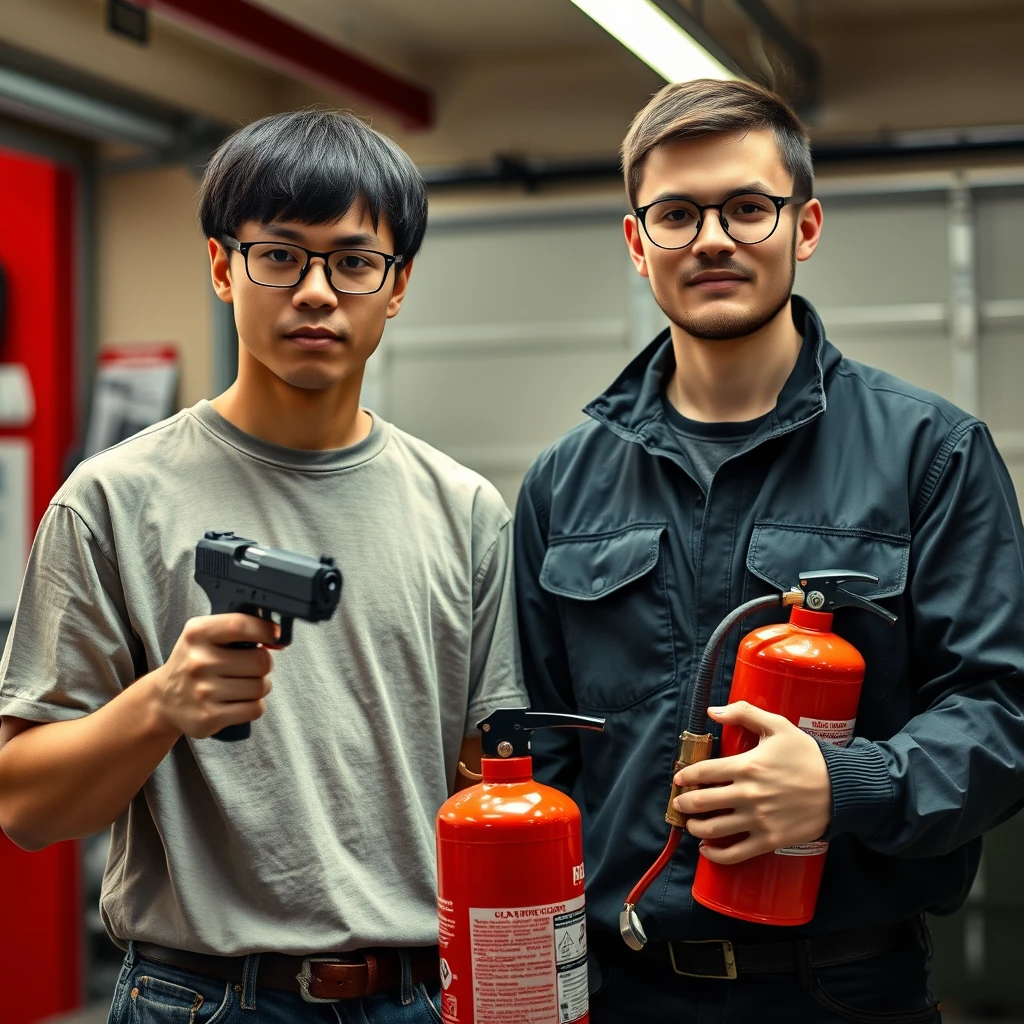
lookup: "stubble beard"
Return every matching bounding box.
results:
[657,248,797,342]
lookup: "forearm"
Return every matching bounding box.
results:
[822,681,1024,856]
[0,672,181,850]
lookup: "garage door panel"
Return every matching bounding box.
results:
[387,347,629,450]
[981,328,1024,430]
[829,331,952,398]
[405,222,629,325]
[795,199,949,306]
[975,190,1024,301]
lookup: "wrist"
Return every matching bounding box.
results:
[132,669,184,744]
[816,737,893,841]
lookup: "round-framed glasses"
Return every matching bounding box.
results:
[634,193,809,250]
[223,236,404,295]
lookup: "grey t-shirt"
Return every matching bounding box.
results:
[0,401,525,955]
[662,395,768,494]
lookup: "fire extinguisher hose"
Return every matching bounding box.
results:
[685,592,795,734]
[620,588,804,950]
[624,825,682,908]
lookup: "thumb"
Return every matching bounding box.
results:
[707,700,786,736]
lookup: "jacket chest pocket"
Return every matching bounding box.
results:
[746,521,911,716]
[540,523,675,712]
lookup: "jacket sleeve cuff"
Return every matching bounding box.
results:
[817,737,893,841]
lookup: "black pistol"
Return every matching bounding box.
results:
[194,530,343,742]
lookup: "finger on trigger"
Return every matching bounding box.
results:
[228,612,279,645]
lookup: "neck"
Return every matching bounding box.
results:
[665,299,802,423]
[211,350,371,450]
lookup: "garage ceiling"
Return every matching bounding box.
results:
[247,0,1023,66]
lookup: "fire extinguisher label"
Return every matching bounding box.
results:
[796,716,856,746]
[776,716,857,858]
[468,895,588,1023]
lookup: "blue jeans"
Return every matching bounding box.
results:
[588,931,942,1023]
[107,942,443,1024]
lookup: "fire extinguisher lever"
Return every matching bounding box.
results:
[477,708,606,758]
[797,569,897,625]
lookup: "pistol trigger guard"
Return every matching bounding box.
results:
[277,617,294,647]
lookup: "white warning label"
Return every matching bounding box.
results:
[469,895,587,1024]
[797,716,856,747]
[776,716,856,857]
[554,904,588,1023]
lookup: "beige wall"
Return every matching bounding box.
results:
[97,165,212,406]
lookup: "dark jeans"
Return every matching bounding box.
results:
[107,941,443,1024]
[589,932,942,1024]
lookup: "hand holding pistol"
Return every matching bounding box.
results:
[190,531,343,741]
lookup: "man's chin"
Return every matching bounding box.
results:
[669,294,792,342]
[280,368,348,391]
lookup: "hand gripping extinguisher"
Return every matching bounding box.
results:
[436,708,605,1024]
[620,570,895,948]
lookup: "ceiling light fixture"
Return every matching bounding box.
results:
[568,0,736,83]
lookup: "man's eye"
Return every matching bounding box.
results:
[660,208,695,224]
[265,249,297,263]
[338,255,371,270]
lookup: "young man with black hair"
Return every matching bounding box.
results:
[515,79,1024,1021]
[0,109,524,1023]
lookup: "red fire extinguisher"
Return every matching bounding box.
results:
[436,708,605,1024]
[620,570,895,948]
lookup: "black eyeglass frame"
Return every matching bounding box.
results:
[222,235,405,294]
[633,193,810,250]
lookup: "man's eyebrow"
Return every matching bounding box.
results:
[645,181,776,204]
[260,224,383,248]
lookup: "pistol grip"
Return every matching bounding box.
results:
[210,639,257,742]
[212,722,251,742]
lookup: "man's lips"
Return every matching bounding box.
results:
[284,327,343,349]
[687,270,750,290]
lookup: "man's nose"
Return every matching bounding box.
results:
[691,210,736,259]
[294,258,338,307]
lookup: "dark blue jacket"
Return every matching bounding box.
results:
[514,296,1024,943]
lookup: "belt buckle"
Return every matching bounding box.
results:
[296,957,343,1003]
[668,939,738,980]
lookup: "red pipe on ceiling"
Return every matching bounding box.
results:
[141,0,434,129]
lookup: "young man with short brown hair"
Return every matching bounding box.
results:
[516,79,1024,1021]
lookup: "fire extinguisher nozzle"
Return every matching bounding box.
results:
[619,903,647,950]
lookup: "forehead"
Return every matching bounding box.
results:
[238,202,394,248]
[635,129,792,205]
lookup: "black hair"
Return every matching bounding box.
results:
[198,108,428,259]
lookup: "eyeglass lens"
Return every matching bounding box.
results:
[245,243,388,293]
[644,194,782,248]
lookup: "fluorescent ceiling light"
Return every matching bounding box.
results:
[569,0,736,82]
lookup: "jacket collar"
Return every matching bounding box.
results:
[583,295,841,458]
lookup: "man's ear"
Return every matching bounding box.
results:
[209,237,234,303]
[623,215,650,279]
[386,257,414,319]
[795,199,823,263]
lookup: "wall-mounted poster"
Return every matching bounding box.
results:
[84,344,178,458]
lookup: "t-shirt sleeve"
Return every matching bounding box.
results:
[0,502,144,724]
[465,516,526,737]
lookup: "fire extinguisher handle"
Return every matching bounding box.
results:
[477,708,606,757]
[797,569,898,624]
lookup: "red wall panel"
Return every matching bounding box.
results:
[0,147,82,1023]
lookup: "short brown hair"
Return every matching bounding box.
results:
[621,79,812,207]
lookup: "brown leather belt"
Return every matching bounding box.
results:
[135,941,440,1002]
